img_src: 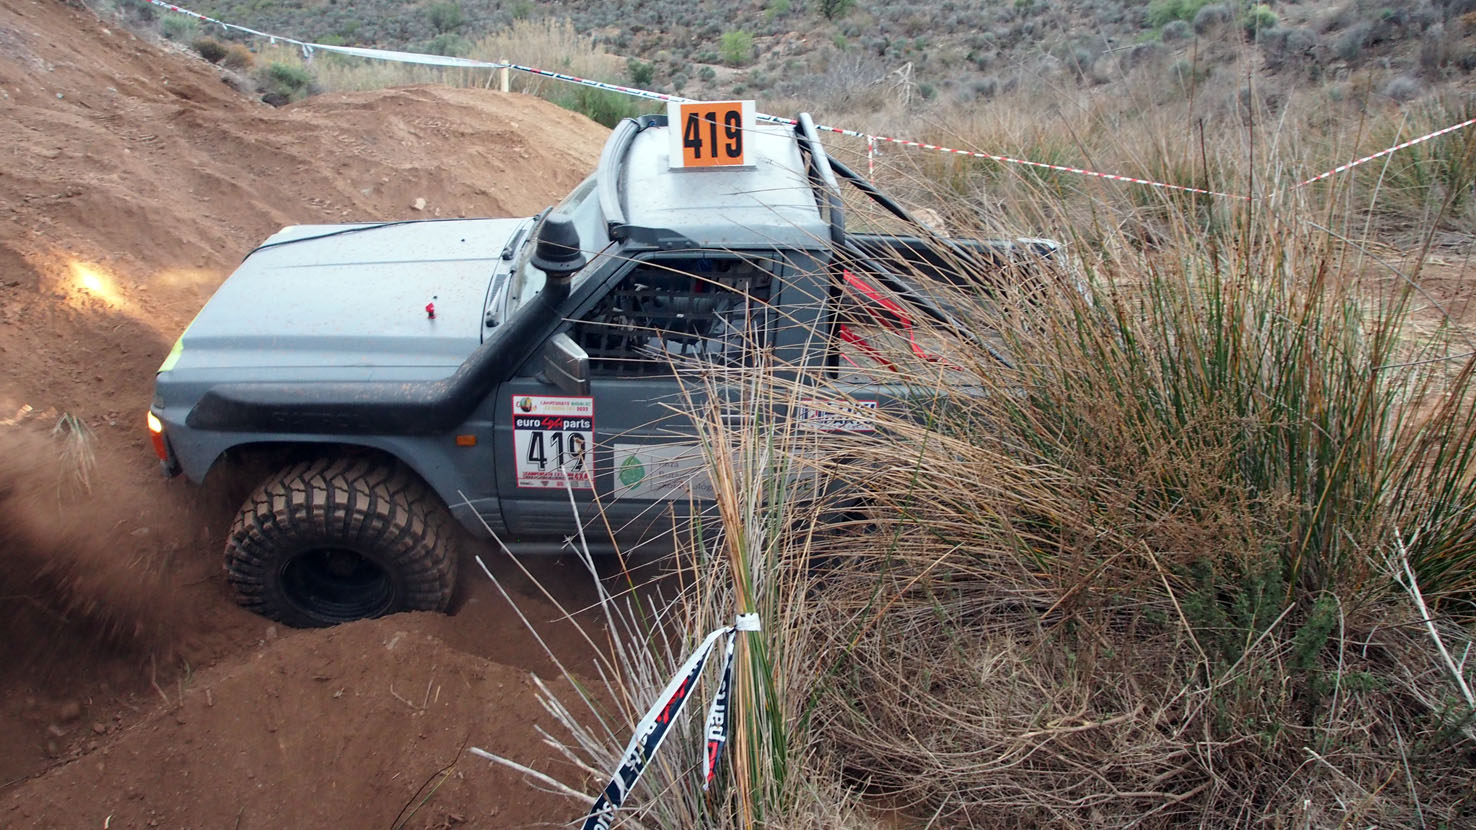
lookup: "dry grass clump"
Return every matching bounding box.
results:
[498,182,1475,826]
[757,183,1476,824]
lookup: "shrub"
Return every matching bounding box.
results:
[1244,4,1278,39]
[1384,75,1422,102]
[1147,0,1222,27]
[1127,41,1167,67]
[510,0,533,20]
[1055,43,1097,79]
[255,61,314,103]
[1161,19,1192,42]
[115,0,156,24]
[971,75,999,98]
[626,57,655,86]
[1334,22,1371,62]
[549,84,644,127]
[1285,27,1317,53]
[425,2,465,33]
[159,14,197,41]
[422,34,470,56]
[1192,3,1231,35]
[220,43,254,70]
[698,65,716,82]
[720,30,754,66]
[192,37,227,64]
[1420,23,1450,74]
[1170,56,1211,87]
[818,0,856,21]
[670,71,688,92]
[1259,26,1318,66]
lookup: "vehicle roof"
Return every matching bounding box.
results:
[615,119,830,251]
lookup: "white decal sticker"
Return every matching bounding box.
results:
[513,396,594,489]
[798,399,878,432]
[613,443,715,501]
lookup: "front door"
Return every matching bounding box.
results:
[494,252,779,552]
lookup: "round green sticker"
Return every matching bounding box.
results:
[618,454,645,488]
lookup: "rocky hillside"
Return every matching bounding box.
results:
[117,0,1476,108]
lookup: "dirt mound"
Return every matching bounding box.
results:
[2,615,586,829]
[0,0,616,818]
[1,0,605,425]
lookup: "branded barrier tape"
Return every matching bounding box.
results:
[144,0,1476,205]
[580,613,760,830]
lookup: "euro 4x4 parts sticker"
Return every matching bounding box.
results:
[513,396,594,489]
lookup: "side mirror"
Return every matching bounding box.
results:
[543,332,590,396]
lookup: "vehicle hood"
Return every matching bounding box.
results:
[170,218,525,372]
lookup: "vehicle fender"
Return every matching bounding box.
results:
[182,430,503,537]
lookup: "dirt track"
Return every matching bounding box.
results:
[1,1,617,825]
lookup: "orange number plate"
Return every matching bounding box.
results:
[673,101,749,168]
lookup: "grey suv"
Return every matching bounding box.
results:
[148,112,1058,627]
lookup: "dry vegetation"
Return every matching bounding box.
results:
[507,166,1476,826]
[478,78,1476,830]
[472,119,1476,824]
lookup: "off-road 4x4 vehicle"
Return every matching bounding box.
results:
[149,108,1058,627]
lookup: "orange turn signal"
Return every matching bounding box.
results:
[147,411,168,461]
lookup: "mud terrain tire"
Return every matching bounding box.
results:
[224,458,458,628]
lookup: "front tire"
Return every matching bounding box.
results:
[225,458,458,628]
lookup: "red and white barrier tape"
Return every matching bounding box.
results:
[1291,115,1476,190]
[496,66,1476,201]
[143,0,506,68]
[866,133,1247,199]
[144,0,1476,204]
[507,62,686,104]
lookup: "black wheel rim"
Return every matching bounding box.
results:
[280,548,395,623]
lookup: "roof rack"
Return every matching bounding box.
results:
[792,113,846,246]
[596,116,641,240]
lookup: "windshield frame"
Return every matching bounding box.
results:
[503,174,608,320]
